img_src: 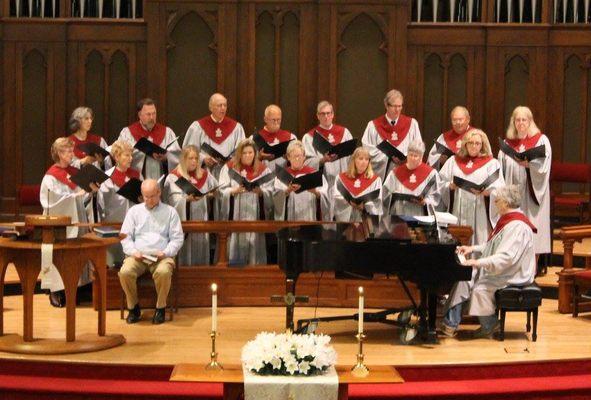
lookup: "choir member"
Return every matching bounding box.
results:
[254,104,297,173]
[219,138,274,265]
[427,106,473,170]
[362,89,422,181]
[383,140,441,216]
[302,101,353,220]
[117,98,180,180]
[333,147,383,222]
[441,185,536,339]
[273,140,329,221]
[439,129,505,245]
[182,93,246,181]
[68,106,108,168]
[164,145,218,265]
[40,137,98,307]
[498,106,551,256]
[97,140,142,266]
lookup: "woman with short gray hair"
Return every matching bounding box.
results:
[67,106,108,168]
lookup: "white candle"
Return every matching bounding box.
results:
[358,286,364,334]
[211,283,218,332]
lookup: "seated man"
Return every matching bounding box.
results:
[441,184,537,339]
[119,179,184,324]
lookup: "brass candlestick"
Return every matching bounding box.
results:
[205,331,223,370]
[351,332,369,377]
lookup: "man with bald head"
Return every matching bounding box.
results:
[182,93,246,181]
[119,179,184,324]
[253,104,297,173]
[427,106,473,170]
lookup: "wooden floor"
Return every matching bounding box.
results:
[0,294,590,367]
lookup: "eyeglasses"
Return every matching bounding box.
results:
[318,112,333,116]
[467,141,482,146]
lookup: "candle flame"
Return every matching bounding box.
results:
[358,286,364,295]
[211,283,218,292]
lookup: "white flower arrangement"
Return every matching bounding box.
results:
[241,332,338,376]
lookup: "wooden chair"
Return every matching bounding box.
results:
[572,270,591,317]
[495,283,542,341]
[551,162,591,225]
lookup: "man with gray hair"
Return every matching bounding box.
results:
[441,184,537,339]
[253,104,297,173]
[427,106,473,170]
[362,89,422,180]
[119,179,184,324]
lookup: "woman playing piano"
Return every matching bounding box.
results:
[382,139,441,216]
[219,138,275,265]
[333,147,383,222]
[165,145,218,265]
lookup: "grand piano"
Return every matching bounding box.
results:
[277,216,472,343]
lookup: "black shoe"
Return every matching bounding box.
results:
[126,304,141,324]
[152,308,165,324]
[49,290,65,308]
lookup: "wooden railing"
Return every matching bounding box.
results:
[557,224,591,313]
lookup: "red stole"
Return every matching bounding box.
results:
[442,126,470,152]
[69,134,102,159]
[198,116,238,145]
[110,167,140,188]
[258,128,292,144]
[394,163,433,191]
[306,125,346,144]
[171,168,209,189]
[454,155,493,175]
[372,114,412,147]
[489,211,537,240]
[227,161,267,181]
[46,165,79,190]
[286,165,316,177]
[505,132,542,152]
[128,121,167,146]
[339,172,378,197]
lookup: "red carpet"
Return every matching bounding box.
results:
[0,358,590,399]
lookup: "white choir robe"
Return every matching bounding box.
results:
[382,166,442,216]
[97,166,142,266]
[426,129,467,169]
[218,164,275,265]
[273,171,330,222]
[361,115,422,181]
[439,156,505,246]
[498,134,552,254]
[446,218,536,316]
[117,125,180,180]
[164,172,218,265]
[302,127,353,220]
[333,175,383,222]
[40,175,93,292]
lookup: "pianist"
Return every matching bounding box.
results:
[441,184,536,339]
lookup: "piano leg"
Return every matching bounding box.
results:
[426,292,438,343]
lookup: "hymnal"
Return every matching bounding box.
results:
[174,176,218,197]
[377,140,407,161]
[201,142,235,163]
[453,169,500,193]
[142,254,158,264]
[312,133,357,159]
[228,168,275,191]
[498,138,546,162]
[276,167,323,193]
[434,141,455,158]
[252,133,293,158]
[70,164,109,192]
[93,226,119,238]
[391,177,436,204]
[336,180,380,205]
[134,137,167,156]
[76,142,110,159]
[116,178,143,204]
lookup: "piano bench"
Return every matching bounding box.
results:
[495,283,542,342]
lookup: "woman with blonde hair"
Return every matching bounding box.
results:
[68,106,108,168]
[219,138,275,265]
[165,145,218,265]
[440,129,504,245]
[333,147,383,222]
[498,106,551,256]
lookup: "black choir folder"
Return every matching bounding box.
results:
[312,133,357,159]
[498,138,546,162]
[276,167,323,193]
[116,178,143,203]
[377,140,407,161]
[174,176,218,197]
[391,177,436,203]
[70,164,109,192]
[453,169,500,193]
[228,168,275,191]
[134,137,167,156]
[76,142,110,159]
[336,180,380,205]
[201,142,235,163]
[252,133,293,158]
[434,141,455,158]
